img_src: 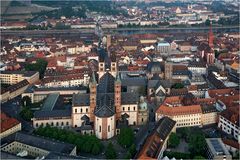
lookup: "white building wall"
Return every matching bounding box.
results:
[121,104,138,125]
[95,116,103,139]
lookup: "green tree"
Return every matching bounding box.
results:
[171,83,184,89]
[21,96,31,106]
[193,155,205,159]
[117,128,134,148]
[25,59,48,79]
[129,144,137,157]
[124,152,132,159]
[168,133,180,148]
[105,142,117,159]
[19,106,33,121]
[92,143,101,155]
[214,50,221,58]
[34,126,102,155]
[205,19,211,26]
[189,133,206,156]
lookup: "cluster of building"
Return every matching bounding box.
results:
[0,16,239,160]
[1,1,239,29]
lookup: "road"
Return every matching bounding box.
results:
[1,25,239,37]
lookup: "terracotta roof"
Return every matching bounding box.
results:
[220,106,239,126]
[1,112,20,133]
[137,117,176,159]
[222,138,239,149]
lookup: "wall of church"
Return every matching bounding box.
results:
[72,106,90,127]
[95,115,115,139]
[121,104,138,125]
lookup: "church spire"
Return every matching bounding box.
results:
[115,72,121,83]
[91,71,96,84]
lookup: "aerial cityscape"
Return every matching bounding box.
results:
[0,0,239,159]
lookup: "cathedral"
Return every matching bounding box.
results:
[72,48,148,139]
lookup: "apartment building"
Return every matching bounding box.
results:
[0,112,21,139]
[0,71,39,85]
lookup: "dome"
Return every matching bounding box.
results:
[147,62,162,74]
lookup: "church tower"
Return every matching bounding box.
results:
[208,23,214,48]
[89,72,97,122]
[98,61,105,81]
[110,53,117,77]
[115,72,121,120]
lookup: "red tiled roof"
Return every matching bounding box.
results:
[1,112,20,133]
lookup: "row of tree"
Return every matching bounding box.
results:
[34,125,103,155]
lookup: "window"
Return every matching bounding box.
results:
[86,108,88,113]
[61,122,64,126]
[123,107,125,111]
[75,125,77,128]
[51,122,53,126]
[108,125,110,132]
[36,123,38,127]
[133,107,135,111]
[99,126,101,132]
[142,118,144,122]
[66,122,69,126]
[56,122,59,126]
[128,107,130,111]
[81,108,82,113]
[75,109,77,113]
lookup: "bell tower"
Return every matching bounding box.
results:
[89,72,97,122]
[114,72,121,120]
[98,61,105,81]
[208,22,214,48]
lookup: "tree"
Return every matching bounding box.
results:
[214,50,221,58]
[193,155,205,159]
[25,59,48,79]
[19,106,33,121]
[168,133,180,148]
[124,152,132,159]
[34,126,102,155]
[129,144,137,156]
[92,143,101,155]
[21,96,31,106]
[189,133,206,157]
[205,19,211,26]
[117,128,134,148]
[105,142,117,159]
[171,83,184,89]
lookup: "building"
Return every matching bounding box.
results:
[218,107,240,142]
[156,41,171,54]
[33,49,148,140]
[156,96,218,128]
[201,105,218,126]
[32,93,72,128]
[1,132,77,159]
[0,71,39,85]
[22,86,87,103]
[0,112,21,139]
[0,80,29,103]
[205,138,232,160]
[164,62,173,80]
[136,117,176,159]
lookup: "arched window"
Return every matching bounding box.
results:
[56,122,59,126]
